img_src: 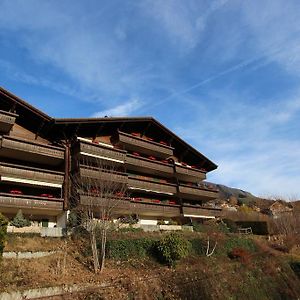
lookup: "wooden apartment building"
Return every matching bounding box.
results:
[0,87,221,228]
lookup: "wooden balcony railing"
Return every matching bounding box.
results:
[0,163,64,187]
[0,110,18,133]
[79,139,126,163]
[0,193,63,213]
[175,164,206,182]
[80,194,131,209]
[0,135,64,164]
[115,131,174,158]
[80,166,128,184]
[182,206,223,218]
[79,195,180,217]
[128,177,177,195]
[126,154,173,177]
[178,184,218,201]
[130,201,181,217]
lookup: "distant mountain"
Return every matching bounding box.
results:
[216,184,255,200]
[215,184,273,209]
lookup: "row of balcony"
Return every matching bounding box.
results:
[0,110,18,134]
[79,194,222,218]
[78,165,218,201]
[0,135,64,166]
[0,162,64,188]
[113,130,174,159]
[0,192,63,215]
[77,135,207,183]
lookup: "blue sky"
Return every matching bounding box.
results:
[0,0,300,198]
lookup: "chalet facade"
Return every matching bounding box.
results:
[0,87,221,228]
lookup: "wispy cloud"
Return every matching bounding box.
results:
[0,0,300,196]
[92,98,142,117]
[172,89,300,197]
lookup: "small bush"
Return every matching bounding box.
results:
[67,210,80,229]
[155,233,191,267]
[221,237,257,255]
[0,213,8,259]
[228,247,251,264]
[10,210,31,228]
[106,238,156,260]
[190,238,206,256]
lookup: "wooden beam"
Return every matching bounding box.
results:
[35,120,45,140]
[141,123,151,138]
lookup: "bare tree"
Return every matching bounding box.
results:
[71,154,127,273]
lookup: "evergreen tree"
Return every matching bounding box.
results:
[10,209,31,228]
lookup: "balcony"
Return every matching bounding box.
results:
[80,194,130,207]
[0,193,63,215]
[182,205,223,218]
[78,138,126,164]
[0,163,64,188]
[114,131,174,159]
[126,154,174,177]
[130,200,181,217]
[128,177,177,195]
[0,135,64,165]
[178,184,218,201]
[0,110,18,134]
[80,195,180,217]
[80,165,128,184]
[175,164,206,182]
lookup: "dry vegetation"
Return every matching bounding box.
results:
[1,230,300,299]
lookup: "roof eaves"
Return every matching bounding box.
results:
[0,86,52,122]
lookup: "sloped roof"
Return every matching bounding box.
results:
[0,86,218,171]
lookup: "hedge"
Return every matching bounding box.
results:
[106,238,156,260]
[0,213,8,259]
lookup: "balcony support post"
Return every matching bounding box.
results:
[63,141,71,210]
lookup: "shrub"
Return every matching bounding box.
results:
[0,213,8,259]
[67,210,80,229]
[228,247,251,264]
[106,238,156,260]
[190,238,206,256]
[10,209,31,228]
[155,233,191,267]
[221,237,257,255]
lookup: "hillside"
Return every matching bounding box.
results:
[1,231,300,299]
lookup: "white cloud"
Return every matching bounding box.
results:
[241,0,300,76]
[172,90,300,197]
[92,98,142,117]
[141,0,228,51]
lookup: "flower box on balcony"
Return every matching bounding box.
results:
[152,199,161,203]
[169,201,176,205]
[132,152,140,157]
[131,132,140,137]
[133,197,142,202]
[159,141,168,146]
[146,137,154,141]
[10,189,23,195]
[148,156,156,161]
